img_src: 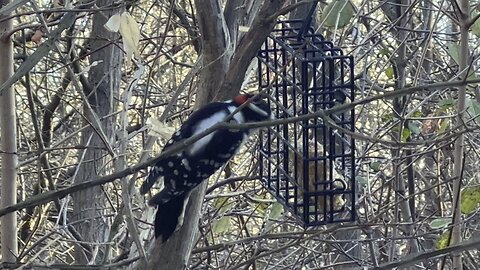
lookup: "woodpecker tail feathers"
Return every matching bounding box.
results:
[148,188,183,206]
[154,193,187,242]
[140,168,160,195]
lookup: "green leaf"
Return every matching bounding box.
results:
[214,197,233,214]
[447,42,460,65]
[356,176,368,186]
[391,125,401,134]
[472,12,480,37]
[436,231,450,250]
[401,128,411,142]
[412,110,423,118]
[320,0,355,29]
[470,99,480,114]
[408,121,421,135]
[429,217,451,229]
[249,198,270,214]
[466,71,479,90]
[381,113,394,123]
[466,98,480,124]
[438,119,450,133]
[439,99,455,108]
[385,66,394,79]
[370,161,382,172]
[212,216,231,235]
[268,202,284,220]
[461,187,480,215]
[379,48,390,56]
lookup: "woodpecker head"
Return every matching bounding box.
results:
[232,94,272,122]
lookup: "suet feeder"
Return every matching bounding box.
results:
[258,17,355,226]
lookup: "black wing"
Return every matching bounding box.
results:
[140,102,226,194]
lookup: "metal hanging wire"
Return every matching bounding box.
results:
[296,2,319,40]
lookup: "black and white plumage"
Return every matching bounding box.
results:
[141,94,272,242]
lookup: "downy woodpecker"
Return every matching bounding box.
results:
[141,93,272,242]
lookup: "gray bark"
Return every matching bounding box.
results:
[71,0,123,263]
[192,0,230,107]
[452,0,470,268]
[145,1,229,268]
[0,0,18,262]
[144,1,287,269]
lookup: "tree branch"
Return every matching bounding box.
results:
[1,77,478,218]
[216,0,289,101]
[372,237,480,270]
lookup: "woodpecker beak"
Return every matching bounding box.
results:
[247,100,271,119]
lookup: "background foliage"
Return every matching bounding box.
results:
[1,0,480,269]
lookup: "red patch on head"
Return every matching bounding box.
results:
[233,94,250,105]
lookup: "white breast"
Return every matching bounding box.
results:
[227,105,245,124]
[188,111,228,156]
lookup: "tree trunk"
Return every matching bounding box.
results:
[145,1,229,268]
[144,1,287,269]
[71,0,122,263]
[452,0,469,268]
[381,1,420,264]
[0,0,18,263]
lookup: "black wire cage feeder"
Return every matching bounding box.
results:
[258,18,356,226]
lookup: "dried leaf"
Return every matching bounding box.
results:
[239,26,250,32]
[268,202,284,220]
[147,118,175,139]
[31,29,44,43]
[105,12,141,61]
[105,14,122,32]
[118,12,141,60]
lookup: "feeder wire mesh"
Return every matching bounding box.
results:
[258,20,355,226]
